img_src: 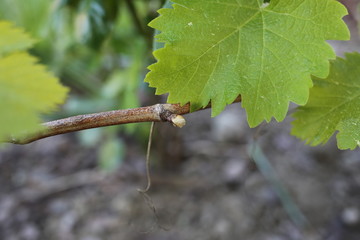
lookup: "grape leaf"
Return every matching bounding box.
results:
[0,21,36,56]
[145,0,349,127]
[292,53,360,150]
[0,21,68,139]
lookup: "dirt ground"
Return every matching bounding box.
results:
[1,105,360,240]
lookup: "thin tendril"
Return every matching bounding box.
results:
[138,122,155,193]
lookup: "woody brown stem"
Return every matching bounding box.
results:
[8,96,241,144]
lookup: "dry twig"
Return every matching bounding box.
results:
[8,97,241,144]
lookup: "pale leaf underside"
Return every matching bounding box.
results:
[292,53,360,150]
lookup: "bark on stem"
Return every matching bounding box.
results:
[8,97,241,144]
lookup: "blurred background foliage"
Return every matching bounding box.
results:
[0,0,166,171]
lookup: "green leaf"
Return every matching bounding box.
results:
[0,21,36,56]
[292,53,360,150]
[145,0,349,127]
[152,0,173,51]
[0,21,68,139]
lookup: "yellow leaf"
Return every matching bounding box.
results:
[0,21,36,56]
[0,21,68,139]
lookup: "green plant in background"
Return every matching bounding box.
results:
[0,0,165,169]
[0,0,155,114]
